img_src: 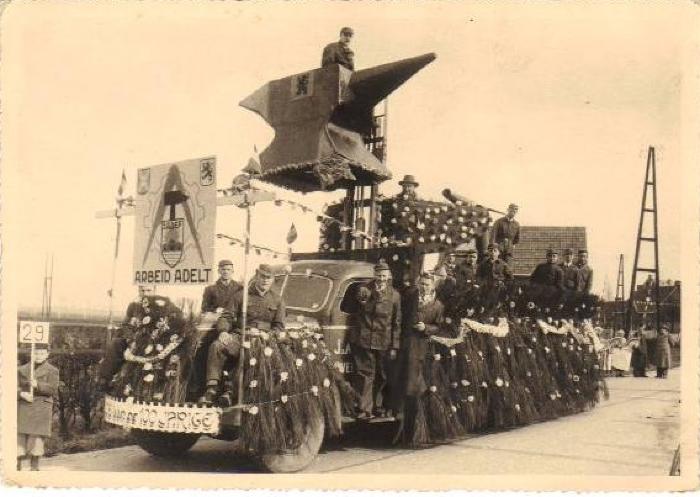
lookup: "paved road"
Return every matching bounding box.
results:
[42,369,680,475]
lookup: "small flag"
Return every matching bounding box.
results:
[286,223,298,245]
[117,170,127,197]
[243,157,261,175]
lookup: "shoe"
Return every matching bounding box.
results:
[217,392,233,408]
[356,411,374,421]
[198,387,218,405]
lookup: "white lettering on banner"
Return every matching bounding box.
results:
[104,396,221,434]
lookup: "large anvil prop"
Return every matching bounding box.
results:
[239,53,436,192]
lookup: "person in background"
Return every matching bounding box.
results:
[530,248,565,290]
[394,272,444,443]
[576,249,593,293]
[630,329,649,377]
[98,284,154,384]
[655,325,672,379]
[435,251,458,305]
[201,259,242,313]
[351,261,402,419]
[477,244,513,311]
[489,203,520,263]
[17,343,59,471]
[321,27,355,71]
[396,174,420,201]
[559,248,581,292]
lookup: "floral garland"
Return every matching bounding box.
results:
[460,317,510,337]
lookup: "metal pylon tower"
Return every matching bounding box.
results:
[626,146,661,336]
[41,254,54,320]
[613,254,625,330]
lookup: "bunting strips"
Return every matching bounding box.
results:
[216,233,288,259]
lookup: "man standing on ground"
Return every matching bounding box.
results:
[576,249,593,293]
[202,264,285,405]
[321,27,355,71]
[490,203,520,263]
[352,261,402,419]
[17,344,59,471]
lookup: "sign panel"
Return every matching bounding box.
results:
[133,157,217,285]
[18,321,51,344]
[104,396,221,434]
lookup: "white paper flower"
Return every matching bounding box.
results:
[123,385,132,396]
[243,341,251,349]
[153,392,164,400]
[142,316,151,325]
[280,371,289,382]
[311,386,319,396]
[249,358,257,366]
[505,381,510,387]
[429,385,437,393]
[477,351,483,357]
[278,331,287,339]
[451,405,458,412]
[526,371,532,377]
[467,395,475,402]
[264,347,273,357]
[544,347,550,353]
[461,379,470,386]
[433,354,441,361]
[308,353,316,361]
[549,393,557,400]
[573,375,580,382]
[445,317,452,324]
[143,362,153,371]
[249,380,258,388]
[295,358,303,367]
[451,382,458,388]
[481,381,488,388]
[169,354,180,364]
[144,344,154,355]
[450,349,457,357]
[302,340,308,348]
[323,378,331,388]
[281,395,288,404]
[495,345,501,353]
[495,378,504,387]
[248,406,259,415]
[143,374,154,383]
[515,404,521,411]
[170,334,179,343]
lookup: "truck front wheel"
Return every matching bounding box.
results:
[132,429,201,457]
[259,417,325,473]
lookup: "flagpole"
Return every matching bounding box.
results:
[235,192,252,413]
[107,171,127,343]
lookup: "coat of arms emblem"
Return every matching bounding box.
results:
[200,158,215,186]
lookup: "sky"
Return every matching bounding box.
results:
[2,0,696,314]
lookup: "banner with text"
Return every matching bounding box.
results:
[133,157,217,285]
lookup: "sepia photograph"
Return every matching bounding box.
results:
[1,0,698,491]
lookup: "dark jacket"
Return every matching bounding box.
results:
[455,262,478,293]
[353,281,401,351]
[399,287,444,397]
[559,262,581,291]
[655,334,672,369]
[490,216,520,254]
[477,258,513,286]
[530,262,565,289]
[576,263,593,293]
[201,279,243,313]
[230,284,286,333]
[18,361,59,437]
[321,42,355,71]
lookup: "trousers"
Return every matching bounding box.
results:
[352,344,392,414]
[205,335,242,385]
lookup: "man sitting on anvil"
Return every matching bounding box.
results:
[200,264,286,406]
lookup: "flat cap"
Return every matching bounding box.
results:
[340,26,354,35]
[508,203,519,210]
[563,248,573,256]
[374,261,391,272]
[487,243,499,250]
[218,259,234,268]
[257,263,274,276]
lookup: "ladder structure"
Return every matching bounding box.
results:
[613,254,625,330]
[626,146,661,336]
[343,100,388,250]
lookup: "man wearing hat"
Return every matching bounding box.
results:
[351,260,402,419]
[202,263,286,405]
[17,343,59,471]
[530,249,565,290]
[559,248,581,292]
[397,174,420,201]
[321,27,355,71]
[476,244,513,305]
[576,249,593,294]
[201,259,243,313]
[489,203,520,263]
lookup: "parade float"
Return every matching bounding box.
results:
[102,52,606,472]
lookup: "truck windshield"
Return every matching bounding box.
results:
[278,274,333,312]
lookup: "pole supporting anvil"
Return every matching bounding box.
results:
[239,53,436,193]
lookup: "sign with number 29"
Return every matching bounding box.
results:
[19,321,51,344]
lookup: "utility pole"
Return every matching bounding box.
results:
[613,254,625,331]
[626,146,661,337]
[41,254,54,320]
